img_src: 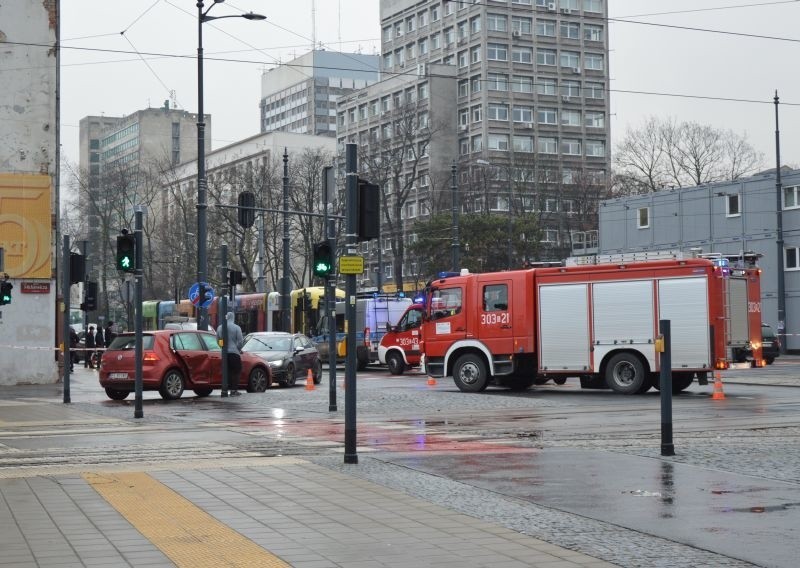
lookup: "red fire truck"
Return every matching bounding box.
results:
[421,257,762,394]
[378,304,425,374]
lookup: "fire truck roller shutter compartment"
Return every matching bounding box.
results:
[658,277,710,370]
[592,280,655,374]
[538,284,590,371]
[726,277,749,348]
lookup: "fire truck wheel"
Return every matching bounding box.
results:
[453,353,489,392]
[503,375,535,391]
[386,352,406,375]
[651,372,693,393]
[553,377,567,385]
[605,353,648,395]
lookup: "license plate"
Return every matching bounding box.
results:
[109,372,128,379]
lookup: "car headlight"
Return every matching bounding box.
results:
[267,359,287,369]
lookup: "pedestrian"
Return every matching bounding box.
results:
[216,311,243,396]
[104,321,116,348]
[69,328,79,372]
[85,326,96,368]
[94,325,104,365]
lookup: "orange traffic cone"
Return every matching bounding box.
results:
[711,371,726,400]
[427,376,437,386]
[305,369,315,391]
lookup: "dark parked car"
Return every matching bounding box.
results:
[759,323,780,365]
[99,330,271,400]
[733,323,780,365]
[241,332,322,387]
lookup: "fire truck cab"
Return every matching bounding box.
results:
[378,304,425,374]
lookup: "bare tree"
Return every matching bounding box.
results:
[614,116,764,194]
[357,99,438,290]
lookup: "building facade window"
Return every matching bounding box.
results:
[586,82,605,99]
[560,50,580,68]
[585,111,604,128]
[561,109,581,126]
[584,0,603,13]
[783,185,800,209]
[513,106,533,122]
[512,47,533,64]
[538,137,557,154]
[584,24,604,41]
[512,16,532,35]
[537,49,556,66]
[488,73,509,91]
[512,75,534,93]
[487,42,509,61]
[487,13,507,32]
[538,108,557,124]
[726,194,741,217]
[786,247,800,270]
[536,19,556,37]
[586,139,605,157]
[488,103,509,121]
[538,77,557,95]
[585,52,604,70]
[561,138,581,155]
[637,207,650,229]
[560,22,580,39]
[513,135,534,152]
[488,134,510,151]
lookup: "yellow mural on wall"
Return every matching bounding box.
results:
[0,173,52,279]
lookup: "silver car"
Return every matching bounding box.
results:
[241,332,322,387]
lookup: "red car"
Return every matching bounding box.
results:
[99,330,271,400]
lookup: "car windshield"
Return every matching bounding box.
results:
[107,335,155,350]
[243,335,291,352]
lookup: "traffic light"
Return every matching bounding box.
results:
[357,178,380,241]
[312,241,334,278]
[69,252,85,284]
[238,191,255,228]
[116,233,135,272]
[0,281,12,305]
[228,270,244,289]
[81,281,97,312]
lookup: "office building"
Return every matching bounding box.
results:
[260,50,380,137]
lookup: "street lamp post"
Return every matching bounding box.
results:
[196,1,265,330]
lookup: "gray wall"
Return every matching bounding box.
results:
[599,169,800,350]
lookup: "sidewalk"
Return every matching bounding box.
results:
[0,456,618,568]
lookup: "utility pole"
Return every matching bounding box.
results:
[282,148,291,332]
[451,161,459,271]
[344,143,358,465]
[134,207,144,419]
[774,91,787,353]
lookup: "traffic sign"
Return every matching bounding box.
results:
[189,282,214,308]
[339,256,364,275]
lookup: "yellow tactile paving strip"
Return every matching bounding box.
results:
[83,471,290,568]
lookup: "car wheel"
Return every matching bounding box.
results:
[732,348,748,363]
[453,353,489,393]
[104,388,129,401]
[193,387,213,397]
[765,357,775,365]
[159,369,185,400]
[247,367,270,393]
[386,352,406,375]
[284,364,296,387]
[605,353,648,395]
[553,377,567,385]
[312,360,323,385]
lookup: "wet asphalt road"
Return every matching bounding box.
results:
[2,360,799,567]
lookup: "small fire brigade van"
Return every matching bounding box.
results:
[378,304,425,374]
[421,258,762,394]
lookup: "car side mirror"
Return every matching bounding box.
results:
[385,322,393,333]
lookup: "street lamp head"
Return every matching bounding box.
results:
[243,12,266,20]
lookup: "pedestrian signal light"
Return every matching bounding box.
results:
[116,233,135,272]
[312,241,334,278]
[0,281,12,305]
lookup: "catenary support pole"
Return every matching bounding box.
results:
[323,165,337,412]
[344,143,358,464]
[774,91,787,353]
[282,149,291,332]
[221,243,229,397]
[451,161,459,272]
[62,235,71,404]
[134,207,144,419]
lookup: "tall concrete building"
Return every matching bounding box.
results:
[78,104,208,317]
[259,50,380,137]
[338,0,610,287]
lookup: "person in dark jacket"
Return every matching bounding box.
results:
[104,321,116,348]
[84,326,96,368]
[69,328,79,371]
[94,326,105,367]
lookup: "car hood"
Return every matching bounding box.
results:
[251,351,289,363]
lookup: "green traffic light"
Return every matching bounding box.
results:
[120,256,132,269]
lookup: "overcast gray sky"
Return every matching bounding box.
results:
[59,0,800,176]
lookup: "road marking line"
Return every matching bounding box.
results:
[83,471,290,568]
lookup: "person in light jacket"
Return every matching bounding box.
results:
[216,312,243,395]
